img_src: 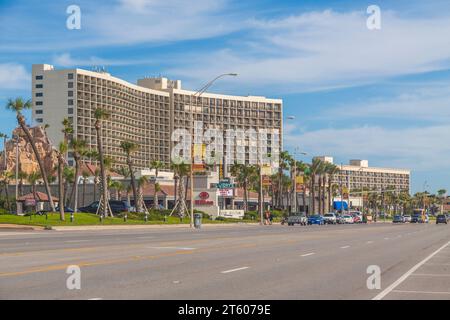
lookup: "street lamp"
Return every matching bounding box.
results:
[189,73,238,228]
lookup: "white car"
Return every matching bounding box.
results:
[403,215,412,223]
[342,215,354,224]
[323,213,337,224]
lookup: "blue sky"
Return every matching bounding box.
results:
[1,0,450,194]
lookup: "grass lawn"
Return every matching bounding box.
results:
[0,213,255,227]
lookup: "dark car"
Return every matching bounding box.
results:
[78,200,130,214]
[436,214,448,224]
[393,215,405,223]
[55,206,74,213]
[411,214,421,223]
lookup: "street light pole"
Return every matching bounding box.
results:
[189,73,238,228]
[14,135,19,215]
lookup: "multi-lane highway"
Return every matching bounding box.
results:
[0,223,449,300]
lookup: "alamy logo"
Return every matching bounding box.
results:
[366,5,381,30]
[171,121,280,168]
[66,265,81,290]
[66,5,81,30]
[366,265,381,290]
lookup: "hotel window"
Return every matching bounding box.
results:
[68,73,74,80]
[36,101,43,106]
[68,108,73,115]
[35,110,43,115]
[36,118,43,123]
[36,92,43,97]
[68,99,74,105]
[68,91,73,97]
[35,84,43,89]
[35,75,43,80]
[68,82,74,88]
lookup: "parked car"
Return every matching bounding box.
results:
[335,214,346,224]
[323,213,337,224]
[287,214,307,226]
[351,214,362,224]
[436,214,448,224]
[342,215,354,224]
[403,215,412,223]
[78,200,131,214]
[55,206,74,213]
[308,215,324,225]
[393,215,405,223]
[411,213,429,223]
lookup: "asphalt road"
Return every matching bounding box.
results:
[0,222,449,300]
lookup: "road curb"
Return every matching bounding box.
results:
[51,222,261,231]
[0,224,45,231]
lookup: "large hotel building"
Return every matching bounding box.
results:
[316,157,411,193]
[31,64,283,170]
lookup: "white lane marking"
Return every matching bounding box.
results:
[88,298,103,300]
[367,241,374,244]
[373,241,450,300]
[300,252,315,257]
[392,290,450,295]
[64,240,89,243]
[148,246,196,251]
[0,232,37,236]
[221,267,250,274]
[340,245,350,249]
[411,273,450,277]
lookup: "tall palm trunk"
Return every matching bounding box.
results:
[82,179,86,207]
[69,155,80,211]
[4,181,11,212]
[95,122,109,217]
[17,116,55,211]
[126,157,139,213]
[243,180,248,212]
[310,176,315,214]
[318,175,323,215]
[57,155,65,221]
[328,175,334,214]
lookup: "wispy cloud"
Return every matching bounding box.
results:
[166,9,450,93]
[0,63,30,90]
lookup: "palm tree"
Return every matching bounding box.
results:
[6,98,55,211]
[56,142,68,221]
[94,108,111,217]
[0,170,13,212]
[277,151,291,208]
[171,162,190,217]
[325,163,339,214]
[309,158,324,214]
[27,171,41,211]
[137,176,149,213]
[150,160,164,209]
[437,189,447,214]
[0,132,8,170]
[17,171,27,197]
[68,138,87,211]
[80,170,90,207]
[63,166,75,206]
[109,180,124,200]
[230,162,258,212]
[120,141,140,212]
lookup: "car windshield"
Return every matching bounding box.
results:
[324,214,334,217]
[310,215,320,218]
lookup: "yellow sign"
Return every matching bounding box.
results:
[261,165,272,176]
[295,176,304,184]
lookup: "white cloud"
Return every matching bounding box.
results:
[285,125,450,171]
[0,63,30,90]
[322,82,450,123]
[166,9,450,93]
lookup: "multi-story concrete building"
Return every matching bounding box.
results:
[32,64,172,168]
[32,65,283,171]
[315,157,411,193]
[137,77,282,173]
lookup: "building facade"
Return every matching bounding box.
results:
[32,65,282,171]
[315,157,411,193]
